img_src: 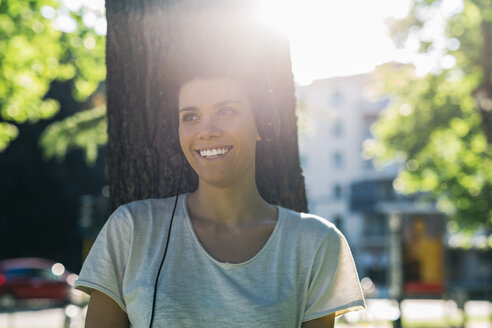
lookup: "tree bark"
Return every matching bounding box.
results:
[106,0,307,212]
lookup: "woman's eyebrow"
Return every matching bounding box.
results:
[214,100,241,108]
[179,100,241,112]
[178,106,198,113]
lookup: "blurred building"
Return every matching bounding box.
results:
[296,74,396,297]
[296,73,491,300]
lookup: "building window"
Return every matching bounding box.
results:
[333,184,342,199]
[367,266,387,286]
[330,91,344,108]
[364,214,387,237]
[362,158,373,170]
[333,120,343,137]
[333,215,343,231]
[333,152,343,169]
[300,155,308,170]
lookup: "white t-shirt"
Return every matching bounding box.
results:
[75,194,365,327]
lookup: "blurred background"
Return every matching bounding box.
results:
[0,0,491,327]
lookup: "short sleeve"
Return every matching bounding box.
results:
[74,205,133,313]
[303,228,366,322]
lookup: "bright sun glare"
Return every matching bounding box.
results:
[64,0,460,86]
[259,0,458,85]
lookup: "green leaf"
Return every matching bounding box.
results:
[40,106,107,165]
[1,0,106,151]
[369,0,492,231]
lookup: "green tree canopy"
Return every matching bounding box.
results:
[0,0,106,162]
[367,0,492,231]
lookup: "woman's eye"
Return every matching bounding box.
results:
[219,107,236,116]
[181,113,198,122]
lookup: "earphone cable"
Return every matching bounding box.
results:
[148,158,183,328]
[148,191,179,328]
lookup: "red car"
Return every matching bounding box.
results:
[0,258,78,308]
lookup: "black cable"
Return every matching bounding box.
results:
[149,154,183,327]
[148,190,179,328]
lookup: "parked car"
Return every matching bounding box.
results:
[0,258,79,308]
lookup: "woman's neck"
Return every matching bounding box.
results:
[187,181,275,227]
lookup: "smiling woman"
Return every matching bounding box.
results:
[76,77,365,327]
[178,78,260,188]
[75,1,365,327]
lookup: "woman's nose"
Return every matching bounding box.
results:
[196,118,222,140]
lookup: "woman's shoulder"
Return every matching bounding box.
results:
[109,194,183,225]
[279,206,341,242]
[119,195,178,210]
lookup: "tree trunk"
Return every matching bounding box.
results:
[106,0,307,212]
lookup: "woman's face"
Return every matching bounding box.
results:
[178,77,260,187]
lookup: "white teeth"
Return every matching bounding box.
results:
[199,147,230,158]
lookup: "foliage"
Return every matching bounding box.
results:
[0,0,106,162]
[40,105,107,164]
[367,0,492,230]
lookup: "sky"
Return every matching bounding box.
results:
[260,0,464,85]
[57,0,464,86]
[260,0,412,84]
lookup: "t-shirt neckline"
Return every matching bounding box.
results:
[181,193,283,269]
